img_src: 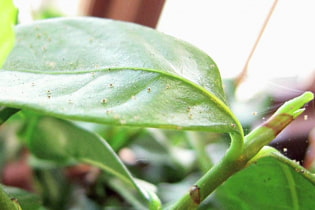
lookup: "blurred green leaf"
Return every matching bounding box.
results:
[1,17,240,135]
[76,122,143,152]
[1,185,43,210]
[26,116,159,209]
[129,129,195,183]
[213,155,315,210]
[0,0,19,209]
[0,0,19,125]
[32,168,71,210]
[0,107,19,125]
[0,0,17,67]
[0,185,19,210]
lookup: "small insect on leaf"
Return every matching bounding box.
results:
[101,98,108,104]
[189,184,201,204]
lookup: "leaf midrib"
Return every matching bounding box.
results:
[1,66,242,134]
[280,164,299,210]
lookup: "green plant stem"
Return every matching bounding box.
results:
[243,127,275,161]
[170,91,314,209]
[169,132,245,210]
[244,91,313,160]
[0,186,18,210]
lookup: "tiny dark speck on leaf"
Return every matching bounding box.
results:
[189,114,193,119]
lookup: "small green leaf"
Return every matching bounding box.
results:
[0,0,19,125]
[214,155,315,210]
[0,17,241,135]
[1,185,43,210]
[26,116,159,209]
[0,185,19,210]
[0,107,19,125]
[0,0,17,67]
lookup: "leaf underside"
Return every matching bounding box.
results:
[0,17,240,134]
[27,116,153,208]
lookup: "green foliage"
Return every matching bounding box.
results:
[1,17,241,135]
[0,0,17,67]
[214,155,315,210]
[1,185,43,210]
[0,0,19,209]
[0,187,19,210]
[23,114,160,209]
[0,16,314,210]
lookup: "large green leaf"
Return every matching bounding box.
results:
[26,115,159,209]
[213,154,315,210]
[0,17,241,134]
[0,0,17,67]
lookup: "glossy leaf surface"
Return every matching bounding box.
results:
[26,116,158,209]
[214,155,315,210]
[0,17,241,134]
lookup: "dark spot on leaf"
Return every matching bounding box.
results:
[189,114,193,119]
